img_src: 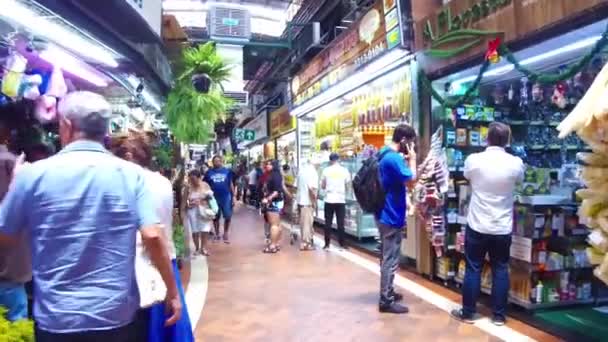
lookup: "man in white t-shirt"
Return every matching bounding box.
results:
[321,153,351,249]
[451,122,525,327]
[247,164,259,206]
[296,158,319,251]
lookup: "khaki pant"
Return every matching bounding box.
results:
[299,205,314,245]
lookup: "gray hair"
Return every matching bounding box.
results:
[57,91,112,140]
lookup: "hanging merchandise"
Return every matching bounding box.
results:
[413,127,449,257]
[45,67,68,98]
[557,61,608,285]
[1,51,27,98]
[20,74,43,100]
[34,95,57,123]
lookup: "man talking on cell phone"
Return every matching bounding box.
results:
[376,124,417,314]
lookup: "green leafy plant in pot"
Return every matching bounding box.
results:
[165,43,233,143]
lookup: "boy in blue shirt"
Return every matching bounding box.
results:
[204,156,235,243]
[376,124,417,314]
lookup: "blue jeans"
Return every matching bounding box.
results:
[462,226,511,319]
[0,282,28,321]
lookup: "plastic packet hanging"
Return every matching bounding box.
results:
[1,52,27,98]
[45,67,68,98]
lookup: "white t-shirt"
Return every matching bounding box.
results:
[248,169,258,186]
[296,163,319,206]
[464,147,525,235]
[321,163,350,204]
[144,170,176,258]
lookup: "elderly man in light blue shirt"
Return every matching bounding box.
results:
[0,91,181,341]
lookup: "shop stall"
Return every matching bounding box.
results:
[269,105,297,221]
[291,0,414,240]
[415,0,608,317]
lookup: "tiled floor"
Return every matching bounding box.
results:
[193,205,558,342]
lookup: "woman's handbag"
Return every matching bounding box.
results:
[198,195,219,220]
[135,234,166,308]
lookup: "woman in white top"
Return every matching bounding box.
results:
[185,170,214,256]
[113,134,193,342]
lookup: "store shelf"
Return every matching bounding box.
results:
[516,195,574,206]
[455,277,596,309]
[508,296,595,310]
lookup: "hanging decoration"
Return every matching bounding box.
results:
[419,24,608,108]
[485,37,501,64]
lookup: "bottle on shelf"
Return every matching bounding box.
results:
[535,281,544,304]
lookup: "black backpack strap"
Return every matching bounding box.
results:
[377,148,392,161]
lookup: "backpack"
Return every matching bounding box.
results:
[353,149,391,214]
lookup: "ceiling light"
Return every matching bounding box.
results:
[452,35,602,86]
[0,0,119,68]
[39,46,109,87]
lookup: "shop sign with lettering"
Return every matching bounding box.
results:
[270,106,296,139]
[291,0,402,108]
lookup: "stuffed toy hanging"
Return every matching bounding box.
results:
[1,52,27,98]
[552,82,568,109]
[34,95,57,123]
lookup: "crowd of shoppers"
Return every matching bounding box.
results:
[0,91,183,341]
[0,88,525,335]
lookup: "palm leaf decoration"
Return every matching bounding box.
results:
[165,42,233,143]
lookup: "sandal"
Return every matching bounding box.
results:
[202,250,210,256]
[263,246,278,254]
[300,244,316,251]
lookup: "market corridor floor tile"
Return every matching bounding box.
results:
[194,207,503,342]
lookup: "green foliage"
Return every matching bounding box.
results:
[165,43,233,144]
[153,144,173,170]
[0,307,34,342]
[172,223,185,258]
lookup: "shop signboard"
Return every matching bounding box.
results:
[270,106,296,139]
[415,0,607,74]
[241,110,268,144]
[291,0,403,107]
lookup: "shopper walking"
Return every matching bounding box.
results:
[247,163,259,206]
[204,155,235,244]
[185,170,214,256]
[113,133,194,342]
[321,152,351,249]
[376,124,417,314]
[0,91,180,341]
[261,160,285,254]
[296,157,319,251]
[451,122,524,326]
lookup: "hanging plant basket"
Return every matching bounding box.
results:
[192,73,212,93]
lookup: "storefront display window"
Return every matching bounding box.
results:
[428,19,608,310]
[296,63,413,239]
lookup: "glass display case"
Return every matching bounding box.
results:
[315,156,378,239]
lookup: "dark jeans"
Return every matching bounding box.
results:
[462,226,512,319]
[35,320,141,342]
[324,202,346,247]
[378,222,402,306]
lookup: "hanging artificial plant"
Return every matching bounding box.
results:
[165,43,233,143]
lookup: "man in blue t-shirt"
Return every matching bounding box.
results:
[204,155,235,243]
[376,124,417,314]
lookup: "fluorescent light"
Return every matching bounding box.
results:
[39,46,109,87]
[291,49,412,118]
[453,35,602,86]
[0,0,119,68]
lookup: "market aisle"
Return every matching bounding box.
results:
[193,205,542,342]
